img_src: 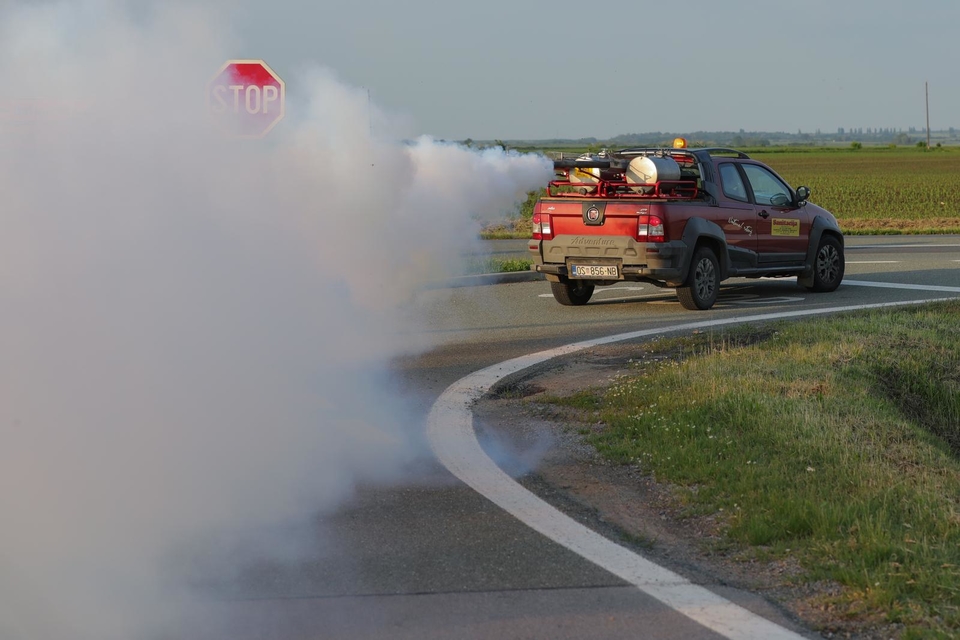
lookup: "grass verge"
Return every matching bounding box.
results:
[461,256,532,274]
[550,303,960,638]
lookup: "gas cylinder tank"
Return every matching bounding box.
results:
[625,155,681,194]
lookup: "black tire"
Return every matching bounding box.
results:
[805,235,845,292]
[677,246,720,310]
[551,279,595,306]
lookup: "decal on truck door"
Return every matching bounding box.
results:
[728,217,754,236]
[771,218,800,237]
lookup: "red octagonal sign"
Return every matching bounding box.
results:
[207,59,285,138]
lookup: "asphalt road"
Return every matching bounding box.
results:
[189,237,960,640]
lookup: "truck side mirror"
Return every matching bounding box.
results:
[796,186,811,202]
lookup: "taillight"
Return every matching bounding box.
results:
[637,215,665,243]
[532,212,553,241]
[647,215,665,242]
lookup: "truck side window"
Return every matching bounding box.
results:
[719,163,748,203]
[742,164,793,207]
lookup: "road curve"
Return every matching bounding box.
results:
[191,237,960,639]
[426,299,952,640]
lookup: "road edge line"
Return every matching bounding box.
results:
[427,298,953,640]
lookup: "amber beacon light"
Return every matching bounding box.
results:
[673,137,688,149]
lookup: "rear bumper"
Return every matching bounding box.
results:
[532,240,688,285]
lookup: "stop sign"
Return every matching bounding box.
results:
[207,59,285,138]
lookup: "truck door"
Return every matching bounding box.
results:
[741,163,810,264]
[716,162,758,268]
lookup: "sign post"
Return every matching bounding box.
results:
[207,60,285,138]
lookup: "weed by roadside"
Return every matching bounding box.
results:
[460,256,531,274]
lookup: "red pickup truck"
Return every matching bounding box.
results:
[529,146,844,310]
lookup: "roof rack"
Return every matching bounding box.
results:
[616,147,751,160]
[694,148,751,159]
[616,147,695,156]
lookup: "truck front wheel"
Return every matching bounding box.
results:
[551,280,595,306]
[805,235,845,292]
[677,246,719,310]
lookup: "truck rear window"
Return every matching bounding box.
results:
[719,163,749,203]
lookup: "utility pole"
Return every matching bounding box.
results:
[925,81,931,149]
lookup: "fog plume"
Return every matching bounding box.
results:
[0,2,552,638]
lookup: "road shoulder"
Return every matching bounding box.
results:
[473,341,894,640]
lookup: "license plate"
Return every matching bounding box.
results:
[570,264,619,278]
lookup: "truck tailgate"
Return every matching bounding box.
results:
[543,200,641,237]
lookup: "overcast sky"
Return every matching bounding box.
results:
[194,1,956,139]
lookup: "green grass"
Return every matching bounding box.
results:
[490,257,532,273]
[461,256,532,274]
[479,229,530,240]
[549,303,960,636]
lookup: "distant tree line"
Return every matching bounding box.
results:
[489,127,959,149]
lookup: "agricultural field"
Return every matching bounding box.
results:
[752,147,960,235]
[488,146,960,237]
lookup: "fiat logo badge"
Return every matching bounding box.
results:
[586,207,600,222]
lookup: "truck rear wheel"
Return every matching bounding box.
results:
[551,280,595,306]
[677,246,719,310]
[805,235,845,292]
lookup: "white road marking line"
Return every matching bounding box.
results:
[730,296,805,305]
[757,277,960,294]
[590,295,666,304]
[851,243,960,249]
[846,261,901,264]
[595,286,647,293]
[427,297,955,640]
[539,287,672,301]
[843,279,960,293]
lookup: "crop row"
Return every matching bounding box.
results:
[754,149,960,233]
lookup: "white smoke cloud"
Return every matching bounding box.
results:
[0,2,552,639]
